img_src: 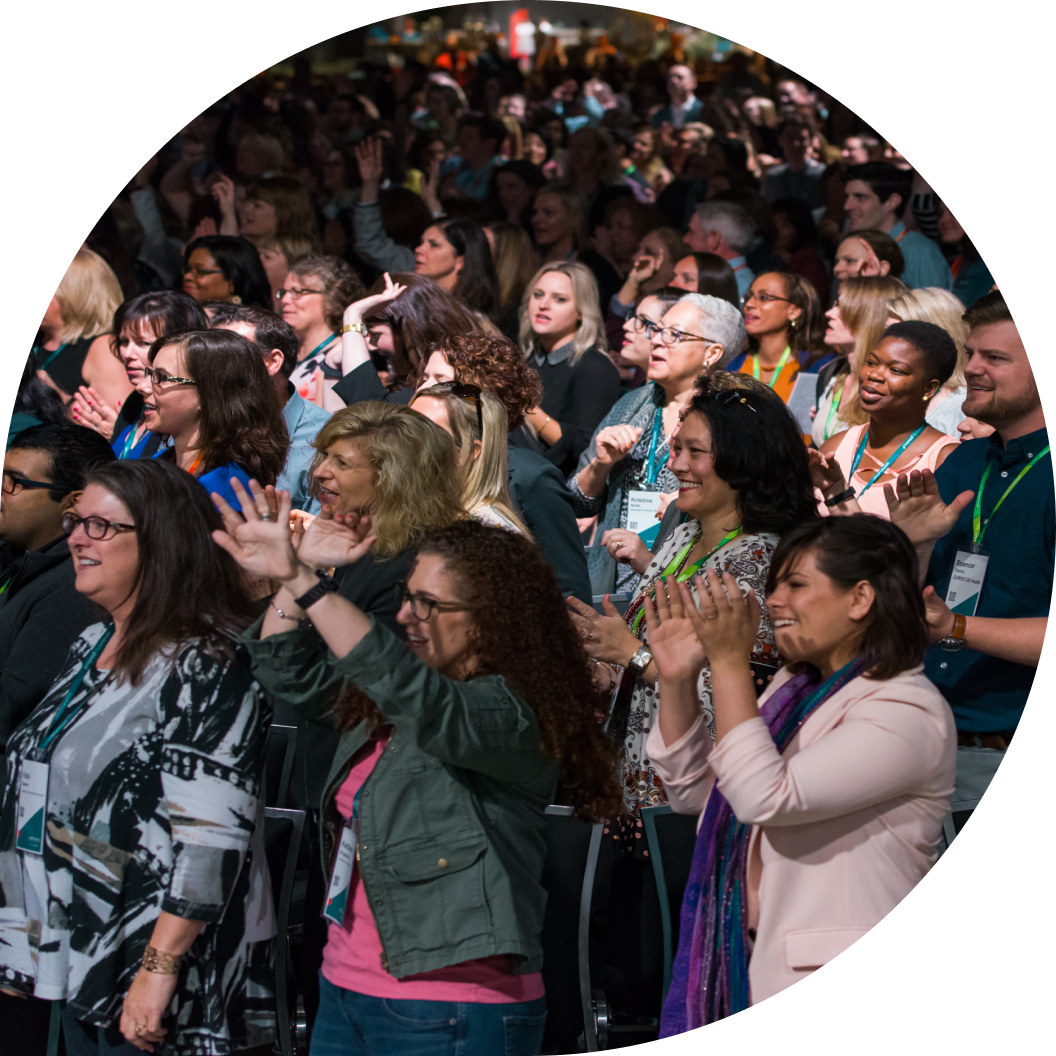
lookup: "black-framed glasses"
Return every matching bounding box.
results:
[276,286,325,300]
[655,326,715,347]
[743,291,793,306]
[451,383,483,436]
[144,366,196,387]
[61,512,137,541]
[184,265,224,280]
[2,470,74,496]
[630,313,662,338]
[393,581,471,621]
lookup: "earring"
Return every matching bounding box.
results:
[923,394,930,402]
[789,316,798,331]
[231,295,242,305]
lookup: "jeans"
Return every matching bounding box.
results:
[311,973,547,1056]
[61,1008,145,1056]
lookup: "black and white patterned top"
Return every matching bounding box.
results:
[0,624,275,1054]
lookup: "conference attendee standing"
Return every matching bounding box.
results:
[646,516,954,1027]
[885,293,1051,832]
[0,460,274,1054]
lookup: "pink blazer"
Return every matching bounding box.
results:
[646,665,956,1005]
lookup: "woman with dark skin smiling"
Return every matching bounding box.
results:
[814,321,960,520]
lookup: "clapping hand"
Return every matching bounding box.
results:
[594,424,642,466]
[807,448,847,495]
[686,569,762,664]
[883,468,974,545]
[70,385,118,438]
[296,505,377,571]
[566,595,640,668]
[211,480,303,583]
[641,576,706,684]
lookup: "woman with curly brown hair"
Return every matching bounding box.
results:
[215,490,621,1056]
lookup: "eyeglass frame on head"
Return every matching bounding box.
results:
[276,286,325,300]
[61,512,137,541]
[393,581,472,621]
[450,383,484,437]
[143,366,196,387]
[2,470,75,496]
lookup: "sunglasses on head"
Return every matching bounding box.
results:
[451,383,484,437]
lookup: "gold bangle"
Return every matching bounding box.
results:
[343,320,367,335]
[142,945,183,975]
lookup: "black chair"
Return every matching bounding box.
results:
[641,805,700,1002]
[265,724,298,809]
[591,593,632,617]
[540,805,604,1053]
[265,807,306,1056]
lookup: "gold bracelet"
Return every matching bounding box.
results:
[343,320,367,335]
[142,945,183,975]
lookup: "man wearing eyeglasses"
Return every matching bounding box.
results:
[0,423,114,747]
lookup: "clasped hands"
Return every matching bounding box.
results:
[211,478,377,589]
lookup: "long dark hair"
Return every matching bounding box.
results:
[182,236,272,310]
[336,521,622,820]
[766,515,926,680]
[435,217,500,322]
[688,252,739,308]
[362,273,480,379]
[688,372,819,535]
[82,460,259,685]
[149,329,289,485]
[111,290,207,353]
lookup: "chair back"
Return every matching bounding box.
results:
[265,807,306,1056]
[265,724,298,809]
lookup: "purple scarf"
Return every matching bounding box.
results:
[660,657,866,1034]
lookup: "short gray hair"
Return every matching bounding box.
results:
[676,293,746,367]
[693,201,756,255]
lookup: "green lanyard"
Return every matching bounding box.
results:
[37,626,114,756]
[750,346,792,389]
[824,379,844,441]
[972,446,1051,546]
[630,527,742,634]
[0,572,14,597]
[848,425,926,496]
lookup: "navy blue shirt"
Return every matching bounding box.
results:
[924,427,1054,732]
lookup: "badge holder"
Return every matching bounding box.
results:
[15,760,49,856]
[944,543,990,617]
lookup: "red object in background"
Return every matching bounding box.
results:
[509,8,531,59]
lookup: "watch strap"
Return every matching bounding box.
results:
[294,571,339,611]
[951,613,967,640]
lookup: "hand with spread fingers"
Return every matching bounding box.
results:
[686,569,762,664]
[641,576,706,685]
[883,468,974,546]
[295,506,377,571]
[566,594,641,669]
[70,385,119,438]
[211,479,303,583]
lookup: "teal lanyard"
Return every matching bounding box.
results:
[972,445,1051,546]
[37,626,114,756]
[848,425,926,495]
[118,417,146,460]
[644,408,666,486]
[36,342,69,372]
[305,334,338,363]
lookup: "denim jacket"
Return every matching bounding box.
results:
[242,615,558,978]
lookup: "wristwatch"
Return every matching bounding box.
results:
[343,320,368,336]
[294,570,339,611]
[626,645,653,677]
[938,613,968,652]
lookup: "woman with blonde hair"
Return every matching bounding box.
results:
[812,275,908,446]
[517,260,622,475]
[886,287,968,437]
[485,221,537,338]
[32,247,133,409]
[411,383,530,536]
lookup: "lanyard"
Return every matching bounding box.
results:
[118,417,146,460]
[644,408,666,486]
[36,343,69,372]
[824,379,844,441]
[848,424,926,495]
[629,527,742,634]
[750,347,792,389]
[38,626,114,755]
[0,571,14,597]
[972,446,1050,546]
[304,334,338,365]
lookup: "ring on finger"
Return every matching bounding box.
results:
[259,511,274,522]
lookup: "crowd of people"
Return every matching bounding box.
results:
[0,24,1047,1056]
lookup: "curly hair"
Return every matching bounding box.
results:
[289,253,366,333]
[310,402,465,558]
[419,331,542,430]
[335,521,622,820]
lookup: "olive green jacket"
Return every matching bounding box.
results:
[242,616,558,978]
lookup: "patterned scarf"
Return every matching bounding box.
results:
[660,656,867,1034]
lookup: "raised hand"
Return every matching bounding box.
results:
[566,594,641,668]
[211,479,303,583]
[211,173,236,216]
[595,424,643,465]
[687,570,762,664]
[422,154,443,217]
[883,468,974,545]
[630,251,660,284]
[355,137,384,190]
[642,576,706,684]
[70,386,118,438]
[600,529,652,575]
[344,273,409,328]
[807,447,847,495]
[296,507,377,571]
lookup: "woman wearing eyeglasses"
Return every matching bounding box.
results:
[278,254,365,408]
[0,459,275,1054]
[568,293,747,596]
[181,235,272,311]
[728,272,832,404]
[135,328,289,508]
[213,492,620,1056]
[410,384,530,536]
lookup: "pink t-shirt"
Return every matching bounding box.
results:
[320,734,545,1003]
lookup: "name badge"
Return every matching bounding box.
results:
[945,549,989,617]
[15,760,49,856]
[626,490,663,545]
[323,819,357,925]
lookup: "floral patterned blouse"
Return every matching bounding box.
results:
[0,624,276,1055]
[618,521,781,829]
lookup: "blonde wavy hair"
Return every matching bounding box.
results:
[518,260,607,365]
[838,275,909,426]
[54,248,123,343]
[412,384,531,538]
[310,403,465,558]
[887,287,968,392]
